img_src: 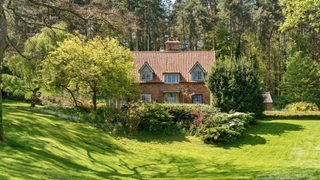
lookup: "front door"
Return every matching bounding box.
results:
[164,93,179,103]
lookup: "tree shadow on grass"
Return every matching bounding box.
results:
[217,121,304,149]
[123,132,191,144]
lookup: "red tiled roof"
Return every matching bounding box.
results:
[132,51,215,83]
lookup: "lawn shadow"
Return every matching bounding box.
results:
[217,121,304,149]
[1,105,136,179]
[123,132,191,144]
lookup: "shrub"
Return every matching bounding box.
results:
[201,127,241,144]
[284,102,319,111]
[199,112,254,143]
[205,57,265,117]
[138,103,174,133]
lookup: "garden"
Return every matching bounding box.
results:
[2,100,320,179]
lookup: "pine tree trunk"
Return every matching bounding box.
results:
[153,36,155,51]
[128,28,131,50]
[209,0,216,60]
[268,38,271,91]
[278,31,281,95]
[147,24,149,51]
[136,30,139,51]
[30,87,40,108]
[0,4,8,142]
[147,7,150,51]
[183,17,186,50]
[229,13,233,59]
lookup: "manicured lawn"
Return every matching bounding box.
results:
[1,101,320,179]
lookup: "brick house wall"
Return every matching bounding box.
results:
[134,82,211,104]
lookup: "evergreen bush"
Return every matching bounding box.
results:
[205,58,265,117]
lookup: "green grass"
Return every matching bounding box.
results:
[1,101,320,179]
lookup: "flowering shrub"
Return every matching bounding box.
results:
[284,102,319,111]
[190,110,205,127]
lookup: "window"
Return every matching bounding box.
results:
[141,72,152,81]
[192,94,203,104]
[141,94,151,103]
[164,74,180,84]
[192,71,204,81]
[167,94,176,103]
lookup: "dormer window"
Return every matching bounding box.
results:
[139,62,154,81]
[141,72,152,81]
[164,74,180,84]
[189,62,205,81]
[192,72,204,81]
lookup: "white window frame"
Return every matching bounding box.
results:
[192,71,204,81]
[140,72,153,81]
[164,74,180,84]
[141,94,151,103]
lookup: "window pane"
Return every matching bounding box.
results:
[198,72,202,79]
[192,95,203,104]
[142,72,146,80]
[193,72,196,80]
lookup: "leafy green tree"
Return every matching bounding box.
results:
[5,23,67,107]
[205,57,265,117]
[281,52,320,102]
[280,0,320,32]
[44,32,140,110]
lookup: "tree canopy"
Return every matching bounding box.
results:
[43,32,140,110]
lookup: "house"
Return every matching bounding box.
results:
[132,38,215,104]
[262,92,273,111]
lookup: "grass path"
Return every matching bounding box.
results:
[1,101,320,179]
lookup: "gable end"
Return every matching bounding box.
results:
[138,62,154,73]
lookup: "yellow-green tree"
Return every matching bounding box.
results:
[44,32,140,110]
[280,0,320,31]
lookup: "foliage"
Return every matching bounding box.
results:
[205,57,265,117]
[44,32,140,110]
[202,22,230,59]
[280,0,320,32]
[271,93,289,110]
[137,103,174,133]
[281,52,320,102]
[3,23,67,106]
[190,110,205,128]
[284,102,319,111]
[199,112,255,143]
[160,103,219,122]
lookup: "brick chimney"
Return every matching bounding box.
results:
[165,37,180,51]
